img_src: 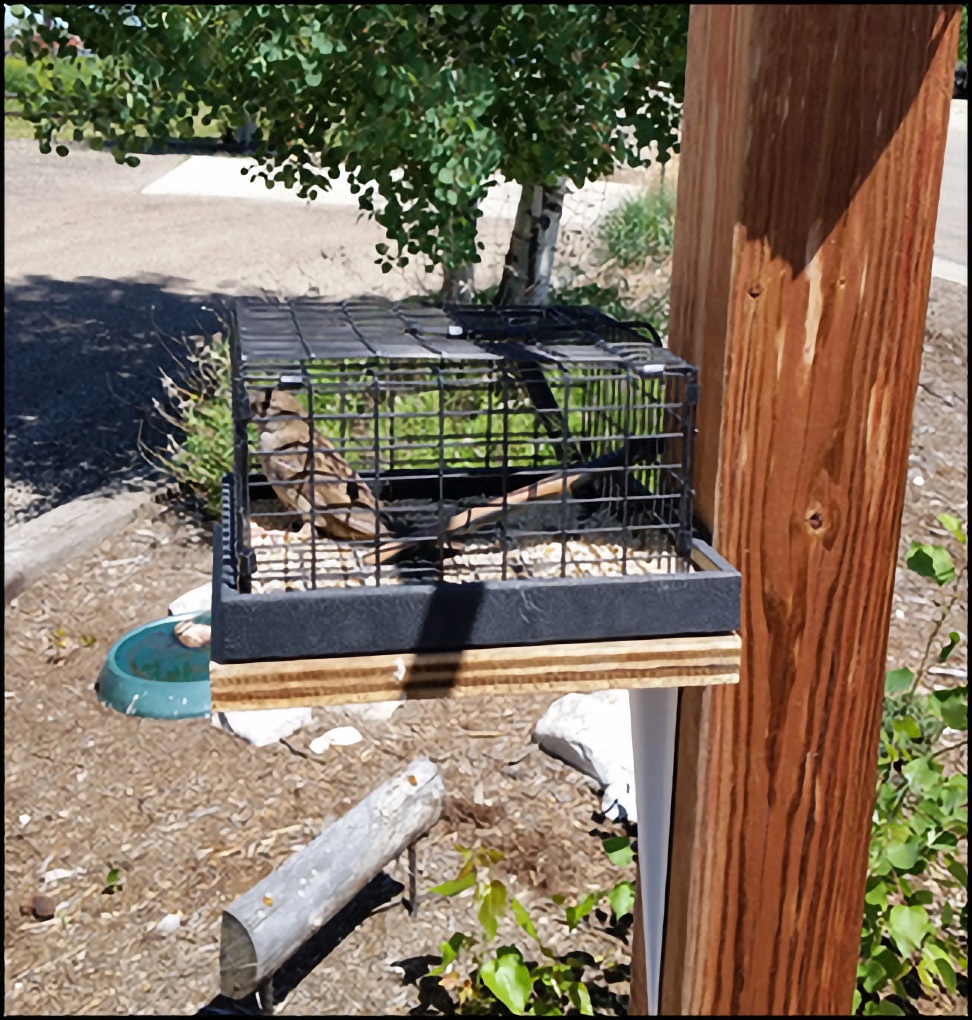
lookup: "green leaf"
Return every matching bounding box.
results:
[932,954,958,995]
[852,989,862,1014]
[431,870,477,897]
[932,687,968,730]
[568,980,594,1015]
[938,631,961,662]
[906,542,956,586]
[511,897,540,942]
[565,892,598,931]
[901,757,941,792]
[859,956,891,995]
[892,715,921,740]
[937,513,966,544]
[871,946,906,984]
[479,947,532,1015]
[428,932,469,976]
[864,1000,905,1016]
[607,880,636,921]
[478,879,507,942]
[105,867,120,887]
[946,859,968,885]
[887,904,930,956]
[864,880,889,908]
[602,835,634,867]
[437,166,454,184]
[884,668,914,695]
[886,841,921,870]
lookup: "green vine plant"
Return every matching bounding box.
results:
[856,512,968,1015]
[424,837,638,1015]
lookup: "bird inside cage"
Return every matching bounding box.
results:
[248,379,667,567]
[247,388,394,542]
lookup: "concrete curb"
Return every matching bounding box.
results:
[4,489,158,604]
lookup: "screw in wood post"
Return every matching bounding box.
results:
[407,842,419,918]
[257,976,274,1016]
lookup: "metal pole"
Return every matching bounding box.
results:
[629,687,679,1016]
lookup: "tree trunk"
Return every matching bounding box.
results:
[441,263,477,304]
[495,178,568,306]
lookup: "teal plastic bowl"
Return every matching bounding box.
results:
[96,613,212,720]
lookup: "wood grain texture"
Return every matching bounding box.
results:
[209,634,741,710]
[659,5,960,1015]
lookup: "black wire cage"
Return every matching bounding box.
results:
[212,297,740,662]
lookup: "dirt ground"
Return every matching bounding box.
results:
[3,506,637,1017]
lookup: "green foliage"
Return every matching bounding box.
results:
[596,183,677,269]
[959,6,968,65]
[3,56,36,94]
[9,4,689,273]
[425,837,636,1015]
[857,514,968,1015]
[143,329,235,519]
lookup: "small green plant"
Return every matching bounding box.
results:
[856,513,968,1015]
[144,328,234,519]
[103,867,124,895]
[424,838,637,1015]
[595,184,677,271]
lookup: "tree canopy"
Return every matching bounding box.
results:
[10,4,688,280]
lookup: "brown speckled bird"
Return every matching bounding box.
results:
[248,388,391,542]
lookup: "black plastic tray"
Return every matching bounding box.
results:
[211,482,740,664]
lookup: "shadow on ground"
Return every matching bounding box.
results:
[4,274,226,514]
[195,872,406,1016]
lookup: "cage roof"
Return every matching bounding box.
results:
[233,297,690,376]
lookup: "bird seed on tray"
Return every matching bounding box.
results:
[247,512,683,593]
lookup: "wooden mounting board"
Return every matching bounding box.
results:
[209,632,741,710]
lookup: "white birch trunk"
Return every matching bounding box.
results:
[496,178,568,306]
[441,263,477,304]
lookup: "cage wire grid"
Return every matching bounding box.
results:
[228,298,698,594]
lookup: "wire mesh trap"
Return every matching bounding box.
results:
[213,297,739,661]
[230,298,696,587]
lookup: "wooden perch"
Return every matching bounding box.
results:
[219,757,445,1000]
[365,436,661,565]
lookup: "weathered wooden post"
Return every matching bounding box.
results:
[220,758,445,1007]
[628,4,961,1015]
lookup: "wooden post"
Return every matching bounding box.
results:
[639,4,961,1015]
[220,758,445,1000]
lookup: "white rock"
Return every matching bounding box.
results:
[168,582,212,617]
[339,701,403,723]
[211,708,314,747]
[19,813,30,827]
[309,726,363,754]
[532,690,637,824]
[155,912,182,936]
[42,867,84,885]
